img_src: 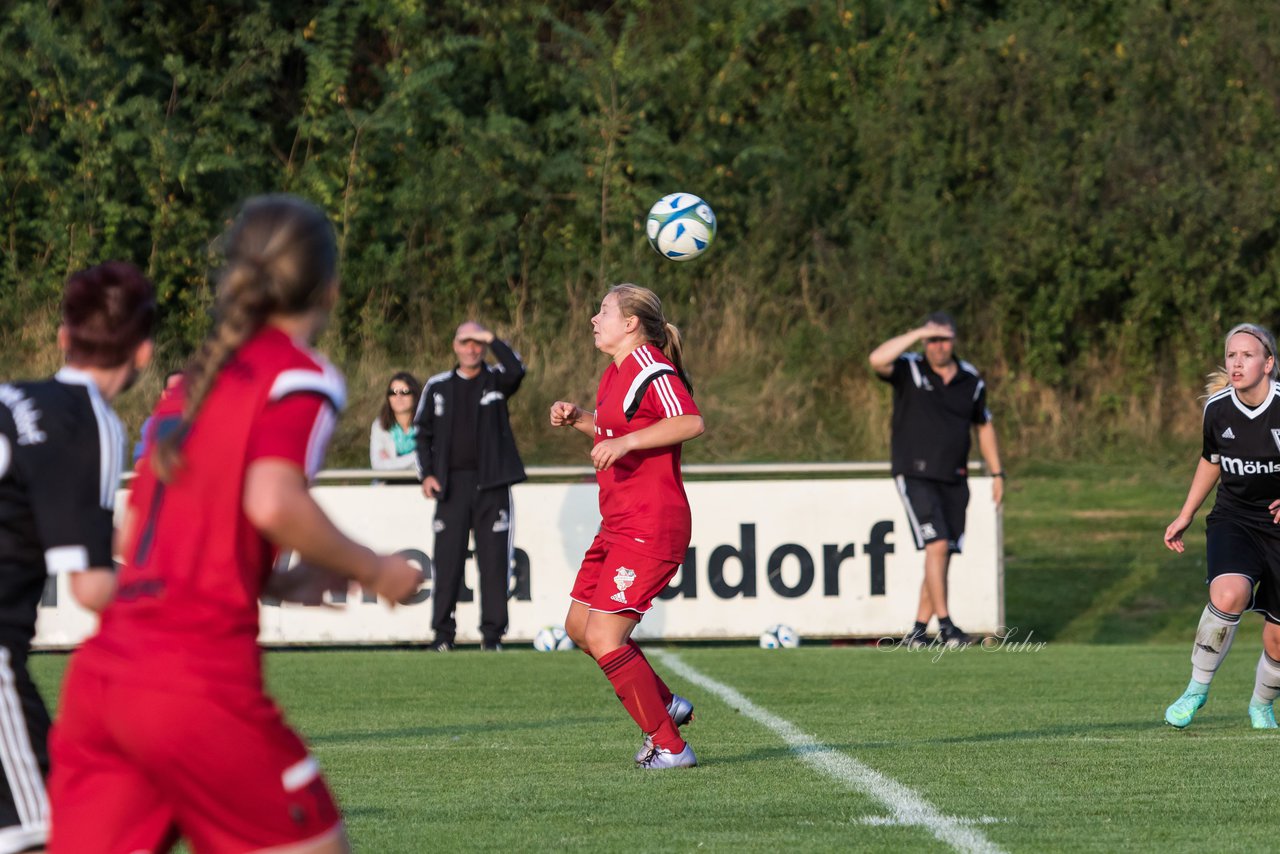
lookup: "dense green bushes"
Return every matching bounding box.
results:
[3,1,1279,465]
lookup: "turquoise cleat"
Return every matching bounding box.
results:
[1165,688,1208,729]
[1248,702,1278,729]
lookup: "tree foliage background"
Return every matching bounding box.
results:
[3,0,1280,466]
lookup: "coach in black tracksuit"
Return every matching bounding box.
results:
[414,321,526,651]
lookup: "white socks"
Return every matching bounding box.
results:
[1190,603,1241,684]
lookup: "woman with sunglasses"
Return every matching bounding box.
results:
[371,371,421,470]
[1164,323,1280,731]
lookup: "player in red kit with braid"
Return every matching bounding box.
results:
[48,195,422,854]
[550,283,705,770]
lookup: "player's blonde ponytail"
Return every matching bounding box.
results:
[609,283,694,394]
[1203,322,1279,399]
[152,195,338,482]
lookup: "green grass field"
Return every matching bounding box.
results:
[34,460,1261,853]
[32,639,1279,853]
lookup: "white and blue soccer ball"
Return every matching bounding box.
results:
[533,625,576,652]
[759,624,800,649]
[646,193,716,261]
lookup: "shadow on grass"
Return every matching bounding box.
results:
[308,715,610,744]
[703,718,1208,766]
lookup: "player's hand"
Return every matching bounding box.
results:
[1164,514,1193,553]
[370,554,424,606]
[264,560,349,606]
[422,475,442,499]
[590,437,630,471]
[550,401,581,427]
[992,477,1004,507]
[1270,498,1280,525]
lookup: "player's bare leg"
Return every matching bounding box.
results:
[920,541,970,645]
[564,600,593,655]
[919,540,950,623]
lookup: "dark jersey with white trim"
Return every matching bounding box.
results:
[1203,381,1280,531]
[0,369,121,650]
[880,353,991,484]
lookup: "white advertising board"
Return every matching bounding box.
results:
[34,476,1002,647]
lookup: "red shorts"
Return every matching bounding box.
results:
[570,535,680,615]
[48,660,341,854]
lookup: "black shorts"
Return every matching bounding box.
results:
[1205,515,1280,623]
[0,645,49,851]
[895,475,969,554]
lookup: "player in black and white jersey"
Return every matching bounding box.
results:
[0,262,154,851]
[869,311,1005,648]
[1164,323,1280,730]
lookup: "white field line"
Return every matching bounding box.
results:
[652,650,1007,854]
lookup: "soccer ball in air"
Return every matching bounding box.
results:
[533,626,576,652]
[758,624,800,649]
[646,193,716,261]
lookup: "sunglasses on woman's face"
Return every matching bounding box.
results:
[388,388,413,397]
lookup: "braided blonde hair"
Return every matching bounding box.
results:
[152,195,338,481]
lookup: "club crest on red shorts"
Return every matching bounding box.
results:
[610,566,636,603]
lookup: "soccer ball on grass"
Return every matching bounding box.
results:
[758,624,800,649]
[532,625,576,652]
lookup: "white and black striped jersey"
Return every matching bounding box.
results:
[0,367,121,648]
[1203,381,1280,531]
[880,353,992,483]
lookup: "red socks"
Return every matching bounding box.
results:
[597,644,683,752]
[627,639,673,707]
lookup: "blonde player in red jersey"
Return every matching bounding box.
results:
[47,195,422,854]
[550,283,705,770]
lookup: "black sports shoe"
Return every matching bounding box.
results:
[430,640,455,652]
[901,627,931,649]
[938,624,973,648]
[481,641,504,652]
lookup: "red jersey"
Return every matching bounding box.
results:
[594,344,699,562]
[76,326,344,694]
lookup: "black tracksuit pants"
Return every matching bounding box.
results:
[430,469,512,644]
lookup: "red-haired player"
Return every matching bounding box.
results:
[550,283,705,770]
[48,196,422,854]
[0,261,155,852]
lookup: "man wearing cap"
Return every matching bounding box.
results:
[868,311,1004,648]
[414,321,527,651]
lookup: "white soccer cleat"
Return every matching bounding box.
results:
[637,742,697,770]
[634,694,695,762]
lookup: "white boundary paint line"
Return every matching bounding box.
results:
[652,650,1007,854]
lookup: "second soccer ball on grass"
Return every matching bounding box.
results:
[533,625,576,652]
[759,624,800,649]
